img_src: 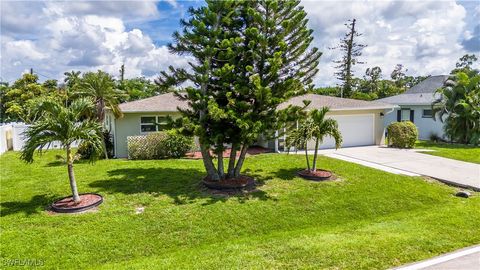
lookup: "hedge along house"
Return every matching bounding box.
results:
[378,75,449,140]
[277,94,396,151]
[105,93,187,158]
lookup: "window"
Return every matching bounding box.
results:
[140,116,169,133]
[422,109,433,118]
[140,116,157,132]
[401,109,411,121]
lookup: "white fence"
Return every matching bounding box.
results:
[0,123,80,155]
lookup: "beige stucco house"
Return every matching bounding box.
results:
[107,93,396,158]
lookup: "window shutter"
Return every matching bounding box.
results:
[397,110,401,122]
[410,110,414,123]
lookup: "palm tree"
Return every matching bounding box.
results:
[76,70,123,122]
[21,98,104,203]
[287,107,342,171]
[433,72,480,145]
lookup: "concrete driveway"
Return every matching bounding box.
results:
[313,146,479,191]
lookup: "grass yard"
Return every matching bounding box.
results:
[1,151,479,269]
[415,140,480,164]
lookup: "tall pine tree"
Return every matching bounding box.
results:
[157,0,321,181]
[331,18,366,98]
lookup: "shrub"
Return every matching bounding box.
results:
[387,121,418,148]
[429,133,443,143]
[127,131,194,160]
[162,130,195,158]
[77,131,114,159]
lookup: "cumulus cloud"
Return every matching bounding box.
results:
[0,0,477,87]
[301,0,473,86]
[0,1,188,82]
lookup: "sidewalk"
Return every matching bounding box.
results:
[392,245,480,270]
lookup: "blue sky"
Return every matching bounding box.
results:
[1,0,479,86]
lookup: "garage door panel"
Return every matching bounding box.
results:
[307,114,374,149]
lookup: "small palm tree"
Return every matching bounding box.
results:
[287,107,342,171]
[21,98,104,203]
[309,107,342,171]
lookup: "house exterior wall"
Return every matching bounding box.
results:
[383,105,445,140]
[112,112,182,158]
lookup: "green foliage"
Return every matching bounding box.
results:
[127,131,193,160]
[117,77,163,102]
[77,131,114,160]
[313,86,340,97]
[433,57,480,145]
[387,121,418,148]
[286,107,342,171]
[20,98,104,163]
[76,70,124,121]
[350,91,378,101]
[1,74,62,123]
[162,130,195,158]
[158,0,321,180]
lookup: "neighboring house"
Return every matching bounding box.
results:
[108,93,396,158]
[378,75,448,140]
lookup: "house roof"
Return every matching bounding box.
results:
[278,94,395,111]
[119,92,188,113]
[377,75,448,105]
[120,92,395,114]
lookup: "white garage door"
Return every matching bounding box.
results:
[307,114,375,149]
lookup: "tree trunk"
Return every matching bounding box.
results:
[233,144,248,178]
[305,148,310,171]
[312,138,319,171]
[200,143,220,181]
[96,99,109,159]
[66,145,81,203]
[217,149,225,180]
[227,143,238,178]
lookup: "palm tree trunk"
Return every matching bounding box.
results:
[312,138,319,171]
[96,99,109,159]
[66,145,81,203]
[305,147,310,171]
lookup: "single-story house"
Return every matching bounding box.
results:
[378,75,448,140]
[107,93,396,158]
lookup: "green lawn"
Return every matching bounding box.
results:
[1,151,479,269]
[415,140,480,164]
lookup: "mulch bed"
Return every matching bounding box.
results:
[297,169,335,181]
[186,146,270,159]
[50,193,103,213]
[201,175,260,196]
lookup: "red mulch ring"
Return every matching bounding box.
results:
[203,175,255,191]
[51,193,103,213]
[186,146,270,159]
[297,169,335,181]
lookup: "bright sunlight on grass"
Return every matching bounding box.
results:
[416,140,480,164]
[1,150,479,269]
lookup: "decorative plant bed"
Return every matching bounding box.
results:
[50,193,103,213]
[297,169,335,181]
[202,175,255,190]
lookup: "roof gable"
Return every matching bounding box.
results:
[278,94,395,111]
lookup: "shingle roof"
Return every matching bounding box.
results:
[378,75,448,105]
[278,94,395,111]
[119,92,188,113]
[120,93,395,114]
[405,75,449,94]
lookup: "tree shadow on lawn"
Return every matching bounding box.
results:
[89,167,273,205]
[1,194,57,217]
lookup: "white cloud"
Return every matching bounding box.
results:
[301,0,470,86]
[0,0,477,88]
